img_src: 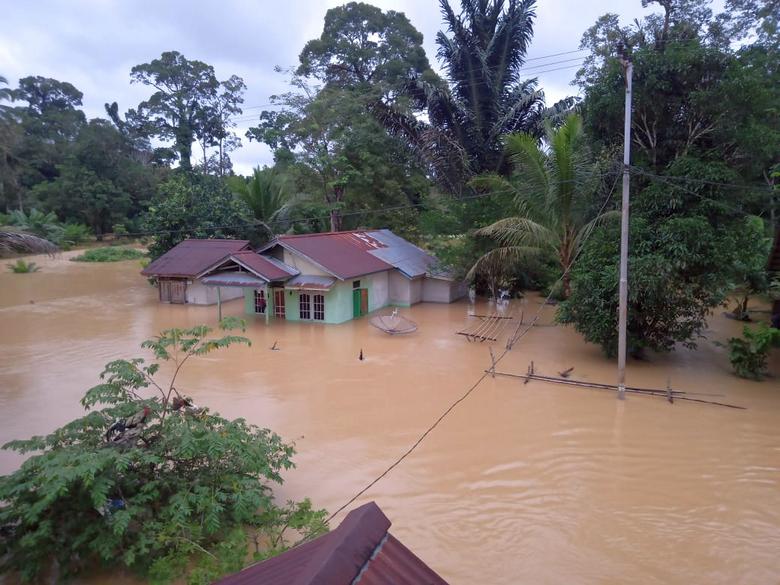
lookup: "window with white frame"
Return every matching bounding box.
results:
[299,293,311,320]
[313,294,325,321]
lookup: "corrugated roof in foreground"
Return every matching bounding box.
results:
[141,239,250,278]
[213,501,449,585]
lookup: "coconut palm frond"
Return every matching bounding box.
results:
[571,210,621,253]
[466,245,543,281]
[468,173,517,197]
[476,216,555,250]
[0,231,59,256]
[504,132,549,203]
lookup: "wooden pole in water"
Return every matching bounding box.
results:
[617,54,633,401]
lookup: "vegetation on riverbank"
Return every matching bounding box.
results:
[6,259,39,273]
[0,319,327,583]
[70,247,147,262]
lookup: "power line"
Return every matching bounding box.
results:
[631,166,772,191]
[113,171,622,239]
[324,169,623,524]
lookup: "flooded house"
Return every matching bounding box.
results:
[140,238,251,304]
[142,230,466,323]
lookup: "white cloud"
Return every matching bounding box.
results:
[0,0,726,174]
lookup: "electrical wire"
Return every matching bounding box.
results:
[323,169,623,524]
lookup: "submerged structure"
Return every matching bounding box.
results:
[142,230,466,324]
[214,501,449,585]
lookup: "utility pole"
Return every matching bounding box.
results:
[617,54,633,401]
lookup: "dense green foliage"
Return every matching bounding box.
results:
[726,324,780,379]
[557,0,778,356]
[469,115,610,297]
[143,173,256,258]
[70,247,147,263]
[0,320,327,583]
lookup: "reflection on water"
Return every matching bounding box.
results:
[0,251,779,585]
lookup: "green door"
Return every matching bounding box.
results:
[353,289,361,318]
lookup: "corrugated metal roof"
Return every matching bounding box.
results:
[141,239,250,278]
[276,233,393,280]
[213,502,448,585]
[200,272,267,287]
[231,251,298,281]
[285,274,336,290]
[359,534,449,585]
[367,229,438,279]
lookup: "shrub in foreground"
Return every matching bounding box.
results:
[0,319,327,583]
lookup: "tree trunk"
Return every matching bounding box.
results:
[329,209,342,232]
[176,121,193,171]
[328,185,344,232]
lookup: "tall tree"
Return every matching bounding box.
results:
[297,2,433,96]
[130,52,244,172]
[381,0,572,195]
[248,79,428,232]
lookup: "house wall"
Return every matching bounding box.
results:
[367,271,389,311]
[388,271,423,307]
[185,280,244,305]
[283,282,352,324]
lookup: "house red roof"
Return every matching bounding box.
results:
[275,232,393,280]
[213,502,448,585]
[141,239,251,278]
[230,251,298,281]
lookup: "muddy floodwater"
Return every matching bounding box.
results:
[1,251,779,585]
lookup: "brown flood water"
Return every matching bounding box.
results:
[1,251,779,585]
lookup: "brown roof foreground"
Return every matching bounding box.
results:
[142,239,251,278]
[274,232,393,280]
[213,502,449,585]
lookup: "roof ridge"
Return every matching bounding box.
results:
[279,229,383,239]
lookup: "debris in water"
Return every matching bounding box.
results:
[359,349,364,361]
[559,366,574,378]
[270,340,279,351]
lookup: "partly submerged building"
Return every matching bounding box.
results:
[142,230,466,323]
[213,501,449,585]
[141,239,251,304]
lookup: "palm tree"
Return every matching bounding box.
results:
[227,167,304,234]
[469,114,609,298]
[375,0,574,195]
[0,231,58,255]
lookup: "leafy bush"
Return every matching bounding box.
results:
[70,247,147,262]
[0,320,327,583]
[6,259,40,273]
[726,323,780,380]
[61,223,92,248]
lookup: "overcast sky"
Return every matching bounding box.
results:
[1,0,724,174]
